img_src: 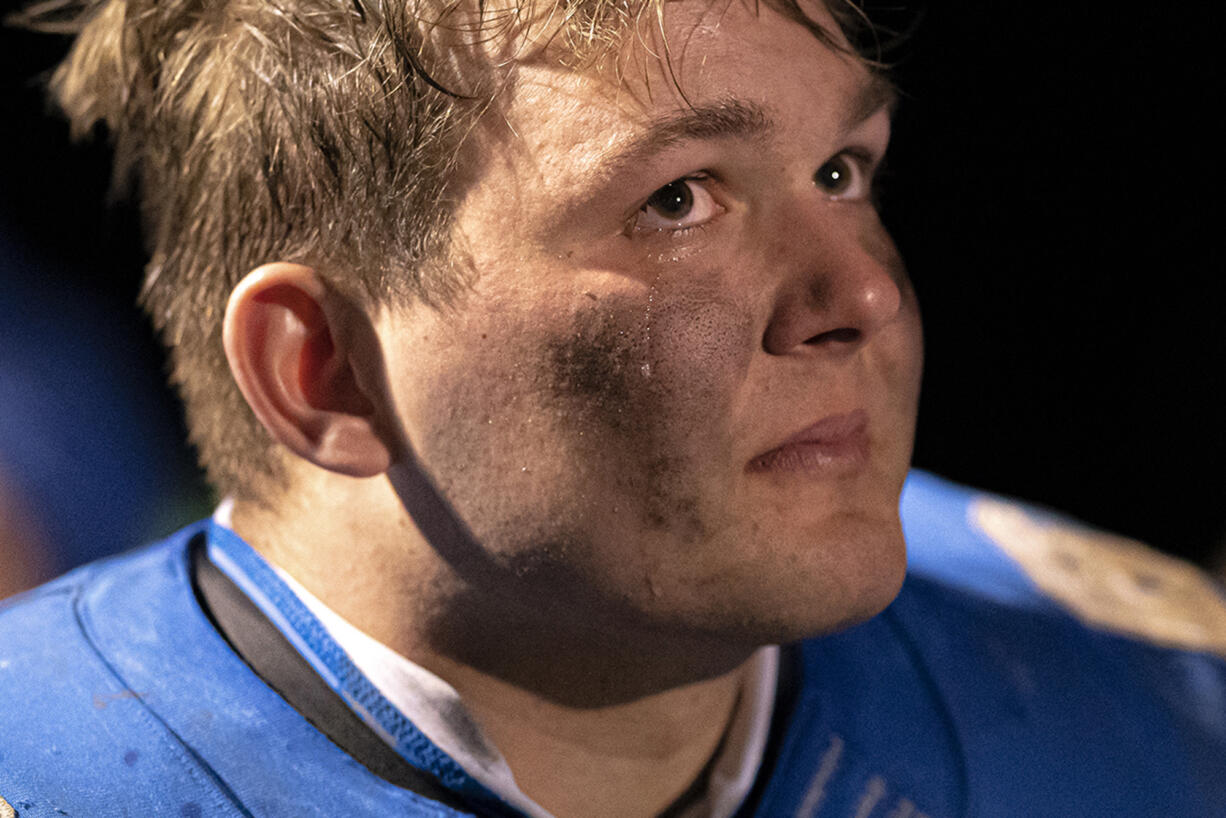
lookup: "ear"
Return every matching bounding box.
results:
[223,262,392,477]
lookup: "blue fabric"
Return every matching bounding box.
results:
[0,470,1223,816]
[0,525,472,817]
[205,522,522,816]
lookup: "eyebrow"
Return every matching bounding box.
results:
[598,75,899,178]
[848,74,900,128]
[600,99,775,179]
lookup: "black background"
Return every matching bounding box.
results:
[2,2,1223,566]
[883,3,1224,568]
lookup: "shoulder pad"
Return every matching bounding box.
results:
[972,496,1226,657]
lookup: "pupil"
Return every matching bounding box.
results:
[649,181,693,219]
[816,159,848,192]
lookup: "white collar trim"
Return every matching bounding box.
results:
[214,501,778,818]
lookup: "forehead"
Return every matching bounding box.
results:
[439,0,891,264]
[493,0,883,183]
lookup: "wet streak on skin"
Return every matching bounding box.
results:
[544,282,755,542]
[410,282,770,702]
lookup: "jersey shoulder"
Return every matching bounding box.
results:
[0,528,482,818]
[830,472,1226,813]
[0,533,249,817]
[901,468,1226,658]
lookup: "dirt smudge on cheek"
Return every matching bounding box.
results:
[545,303,644,433]
[545,284,755,540]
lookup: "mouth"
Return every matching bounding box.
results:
[746,409,870,474]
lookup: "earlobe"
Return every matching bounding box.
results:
[223,263,393,477]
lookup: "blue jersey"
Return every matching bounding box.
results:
[0,470,1223,816]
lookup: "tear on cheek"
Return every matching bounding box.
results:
[645,295,754,396]
[542,289,755,540]
[545,290,755,442]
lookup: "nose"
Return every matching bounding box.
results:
[761,209,906,356]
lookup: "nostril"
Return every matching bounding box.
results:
[806,327,860,346]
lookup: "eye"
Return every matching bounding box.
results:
[814,154,868,199]
[634,176,724,233]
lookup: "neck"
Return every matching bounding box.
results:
[229,480,760,817]
[434,650,752,818]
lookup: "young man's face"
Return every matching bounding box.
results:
[379,0,923,646]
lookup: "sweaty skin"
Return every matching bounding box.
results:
[544,283,755,539]
[233,0,923,813]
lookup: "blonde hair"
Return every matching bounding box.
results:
[20,0,879,501]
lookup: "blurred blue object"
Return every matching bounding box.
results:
[0,228,204,585]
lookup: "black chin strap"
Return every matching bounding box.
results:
[188,534,484,814]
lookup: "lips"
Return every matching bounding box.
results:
[747,409,870,473]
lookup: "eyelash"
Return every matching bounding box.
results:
[817,149,881,200]
[627,173,723,238]
[628,148,885,240]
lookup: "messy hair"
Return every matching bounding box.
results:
[18,0,885,502]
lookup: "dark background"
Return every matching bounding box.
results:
[882,3,1225,569]
[2,2,1223,566]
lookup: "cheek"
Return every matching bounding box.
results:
[546,289,755,444]
[647,294,757,405]
[404,285,759,542]
[544,287,757,529]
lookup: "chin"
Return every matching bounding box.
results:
[637,513,906,651]
[739,516,909,645]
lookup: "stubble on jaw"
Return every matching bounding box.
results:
[401,274,762,622]
[403,283,774,702]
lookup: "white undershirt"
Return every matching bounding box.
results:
[275,561,779,818]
